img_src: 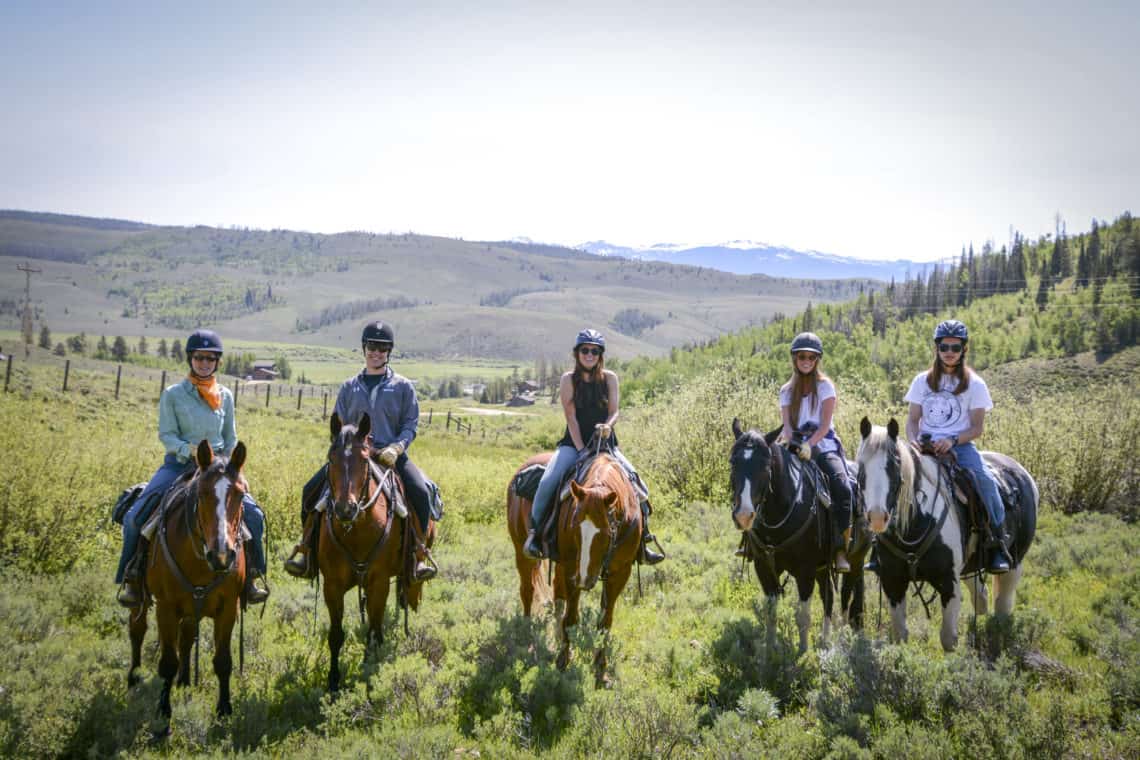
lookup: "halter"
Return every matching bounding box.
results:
[571,459,637,583]
[325,458,396,587]
[862,444,955,581]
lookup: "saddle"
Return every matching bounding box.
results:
[928,450,1019,568]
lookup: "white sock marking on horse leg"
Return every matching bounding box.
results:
[941,590,961,652]
[578,519,599,585]
[969,574,989,616]
[890,600,908,643]
[994,564,1022,616]
[796,599,811,652]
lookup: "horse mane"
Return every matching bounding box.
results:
[860,427,916,534]
[583,454,638,517]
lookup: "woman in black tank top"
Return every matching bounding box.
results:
[523,329,664,565]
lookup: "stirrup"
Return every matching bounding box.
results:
[413,546,438,581]
[116,580,142,608]
[639,533,666,565]
[283,545,310,578]
[245,573,270,604]
[522,529,544,560]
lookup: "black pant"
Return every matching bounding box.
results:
[301,455,431,534]
[813,449,852,549]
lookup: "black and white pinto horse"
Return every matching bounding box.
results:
[730,419,865,654]
[855,417,1038,651]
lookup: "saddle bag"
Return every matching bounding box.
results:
[512,463,546,502]
[425,476,445,521]
[111,482,148,525]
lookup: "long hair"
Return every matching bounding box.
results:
[782,358,831,429]
[925,346,972,395]
[571,349,607,409]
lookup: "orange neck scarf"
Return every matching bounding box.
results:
[188,373,222,411]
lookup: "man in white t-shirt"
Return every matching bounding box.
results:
[903,319,1010,574]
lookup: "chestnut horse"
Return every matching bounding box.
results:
[552,453,642,687]
[506,452,554,616]
[319,412,433,692]
[128,440,249,730]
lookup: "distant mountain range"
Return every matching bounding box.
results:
[576,240,940,281]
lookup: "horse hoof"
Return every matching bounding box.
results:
[556,650,571,671]
[216,702,232,718]
[151,725,172,741]
[128,671,140,688]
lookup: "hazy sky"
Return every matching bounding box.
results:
[2,1,1136,261]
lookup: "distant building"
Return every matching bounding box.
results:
[252,360,279,381]
[506,392,536,407]
[517,379,541,393]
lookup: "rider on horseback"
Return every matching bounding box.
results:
[115,329,269,607]
[903,319,1011,574]
[522,329,665,565]
[777,332,853,573]
[284,321,437,582]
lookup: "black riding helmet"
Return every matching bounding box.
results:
[574,328,605,352]
[790,332,823,356]
[362,321,395,349]
[933,319,968,343]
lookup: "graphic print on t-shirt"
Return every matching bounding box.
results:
[921,390,965,435]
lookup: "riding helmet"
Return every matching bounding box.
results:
[574,328,605,352]
[186,329,224,356]
[361,321,395,348]
[790,332,823,356]
[933,319,969,343]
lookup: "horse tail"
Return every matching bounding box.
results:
[531,560,552,608]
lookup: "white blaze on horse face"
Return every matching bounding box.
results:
[735,476,756,531]
[213,476,233,552]
[861,448,893,533]
[578,516,600,584]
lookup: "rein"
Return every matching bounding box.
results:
[870,446,955,583]
[325,462,397,624]
[745,445,822,579]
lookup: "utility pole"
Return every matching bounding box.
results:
[17,263,41,357]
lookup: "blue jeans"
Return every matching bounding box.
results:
[530,445,579,527]
[116,454,267,582]
[952,442,1004,529]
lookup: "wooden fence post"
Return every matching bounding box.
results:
[62,359,70,391]
[159,370,167,399]
[428,409,433,425]
[446,410,452,430]
[4,355,12,392]
[322,392,328,419]
[297,387,303,410]
[266,383,271,407]
[114,364,122,399]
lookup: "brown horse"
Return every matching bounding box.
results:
[128,440,249,730]
[319,412,433,692]
[506,452,554,616]
[552,453,642,687]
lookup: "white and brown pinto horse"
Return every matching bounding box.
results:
[855,417,1038,651]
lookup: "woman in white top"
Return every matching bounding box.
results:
[778,332,852,572]
[903,319,1009,573]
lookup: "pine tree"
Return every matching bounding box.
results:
[157,338,168,358]
[171,339,184,363]
[138,336,148,356]
[38,324,51,350]
[1035,272,1051,312]
[96,335,110,360]
[112,336,129,361]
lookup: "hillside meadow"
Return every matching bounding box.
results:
[0,351,1137,758]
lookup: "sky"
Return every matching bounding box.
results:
[1,0,1137,262]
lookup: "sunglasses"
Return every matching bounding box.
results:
[191,354,219,363]
[937,343,964,354]
[578,347,603,356]
[795,352,819,362]
[364,342,392,353]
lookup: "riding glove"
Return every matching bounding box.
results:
[596,423,612,440]
[378,443,404,467]
[797,442,812,461]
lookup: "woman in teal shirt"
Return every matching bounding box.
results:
[115,329,269,606]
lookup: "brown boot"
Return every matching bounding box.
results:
[116,538,149,608]
[283,512,317,578]
[413,544,437,582]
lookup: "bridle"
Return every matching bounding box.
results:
[328,441,389,528]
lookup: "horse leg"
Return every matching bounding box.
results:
[594,564,632,688]
[556,564,580,671]
[841,570,865,630]
[881,575,909,643]
[364,576,390,663]
[816,566,835,647]
[967,573,989,616]
[939,574,962,652]
[794,573,814,654]
[128,602,148,687]
[515,549,536,617]
[324,583,346,693]
[155,605,179,727]
[993,563,1022,617]
[176,616,195,687]
[213,601,237,717]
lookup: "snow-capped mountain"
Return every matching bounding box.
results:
[576,240,938,281]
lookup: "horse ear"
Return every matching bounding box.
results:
[330,412,341,442]
[358,413,371,442]
[860,417,871,439]
[229,441,246,473]
[732,417,744,440]
[570,481,585,501]
[887,419,899,440]
[195,439,213,468]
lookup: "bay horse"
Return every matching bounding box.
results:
[855,417,1038,651]
[729,419,866,654]
[551,452,642,687]
[127,440,249,731]
[506,452,554,617]
[319,412,433,692]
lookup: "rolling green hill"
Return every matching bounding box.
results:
[0,211,872,361]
